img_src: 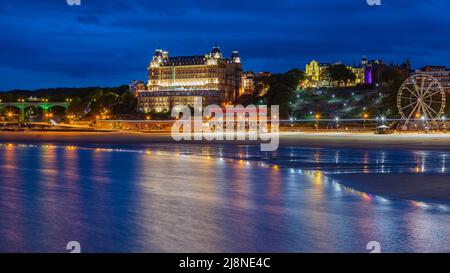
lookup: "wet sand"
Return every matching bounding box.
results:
[328,173,450,204]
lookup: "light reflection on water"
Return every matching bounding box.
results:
[0,143,448,253]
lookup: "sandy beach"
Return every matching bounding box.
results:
[0,130,449,150]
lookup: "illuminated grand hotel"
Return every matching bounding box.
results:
[136,47,243,113]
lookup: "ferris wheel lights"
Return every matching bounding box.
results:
[398,74,446,128]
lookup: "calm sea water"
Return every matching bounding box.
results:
[0,143,449,253]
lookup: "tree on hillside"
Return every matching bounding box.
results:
[325,64,356,87]
[381,67,406,84]
[265,70,304,118]
[286,68,306,87]
[112,91,137,115]
[89,88,104,100]
[89,92,119,115]
[379,67,408,118]
[267,83,295,118]
[67,97,85,115]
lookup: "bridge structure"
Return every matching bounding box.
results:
[0,101,70,122]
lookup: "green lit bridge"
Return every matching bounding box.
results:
[0,102,69,122]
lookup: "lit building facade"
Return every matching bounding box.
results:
[129,80,146,96]
[304,60,333,88]
[242,70,255,95]
[137,47,243,113]
[350,66,365,85]
[305,60,320,83]
[303,57,391,88]
[362,58,411,86]
[416,66,450,93]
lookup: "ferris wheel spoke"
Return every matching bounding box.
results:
[420,76,426,96]
[412,79,421,94]
[420,103,433,123]
[422,97,437,103]
[423,81,435,96]
[422,102,439,116]
[404,86,419,98]
[405,102,420,121]
[400,100,418,110]
[422,100,438,117]
[422,89,442,100]
[422,97,433,104]
[423,107,436,122]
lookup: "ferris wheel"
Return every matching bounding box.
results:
[397,74,446,127]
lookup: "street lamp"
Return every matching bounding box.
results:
[314,113,320,131]
[363,113,369,128]
[420,115,426,130]
[289,117,294,127]
[442,116,447,131]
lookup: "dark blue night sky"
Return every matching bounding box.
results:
[1,0,449,90]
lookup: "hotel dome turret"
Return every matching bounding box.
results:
[211,46,223,59]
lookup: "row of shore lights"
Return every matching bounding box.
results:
[0,99,28,103]
[4,99,51,102]
[289,113,378,120]
[0,98,73,103]
[2,112,80,119]
[289,114,447,122]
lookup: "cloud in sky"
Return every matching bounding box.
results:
[0,0,449,90]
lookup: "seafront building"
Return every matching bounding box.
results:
[416,66,450,93]
[136,47,243,113]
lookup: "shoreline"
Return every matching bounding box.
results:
[328,173,450,205]
[0,131,449,150]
